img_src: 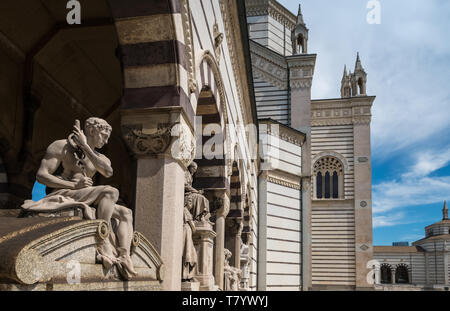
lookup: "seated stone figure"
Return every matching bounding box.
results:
[20,118,137,280]
[223,248,241,291]
[184,162,210,223]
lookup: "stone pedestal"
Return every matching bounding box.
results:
[181,281,200,291]
[193,221,216,291]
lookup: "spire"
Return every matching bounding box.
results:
[443,201,448,220]
[297,4,305,25]
[342,65,348,79]
[355,52,364,72]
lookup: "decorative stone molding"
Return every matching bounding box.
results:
[260,119,305,147]
[219,0,252,129]
[181,0,197,94]
[290,77,312,90]
[311,98,374,126]
[263,170,301,190]
[213,22,224,65]
[252,66,287,90]
[245,0,296,29]
[122,123,175,156]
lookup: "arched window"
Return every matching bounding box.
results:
[316,172,323,199]
[380,264,392,284]
[313,156,344,199]
[297,34,304,54]
[332,171,339,198]
[395,264,410,284]
[358,78,364,95]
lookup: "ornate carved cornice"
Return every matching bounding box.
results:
[311,99,373,126]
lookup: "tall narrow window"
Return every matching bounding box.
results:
[324,172,330,199]
[332,171,339,199]
[316,172,323,199]
[314,156,344,200]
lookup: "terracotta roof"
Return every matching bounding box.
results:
[373,246,424,253]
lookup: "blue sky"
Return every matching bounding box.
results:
[278,0,450,245]
[32,0,450,246]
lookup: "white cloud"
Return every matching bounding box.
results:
[403,149,450,178]
[373,148,450,215]
[373,212,408,228]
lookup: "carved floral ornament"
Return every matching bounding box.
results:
[122,122,196,166]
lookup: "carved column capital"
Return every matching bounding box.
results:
[121,122,175,157]
[121,108,196,169]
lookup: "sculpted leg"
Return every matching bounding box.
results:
[96,186,119,221]
[113,205,133,252]
[113,204,137,279]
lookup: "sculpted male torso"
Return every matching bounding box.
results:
[22,118,137,279]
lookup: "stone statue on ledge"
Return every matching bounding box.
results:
[224,248,241,291]
[20,118,137,280]
[184,162,211,223]
[182,198,198,281]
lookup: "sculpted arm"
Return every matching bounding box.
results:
[82,146,113,178]
[36,142,77,190]
[72,126,113,178]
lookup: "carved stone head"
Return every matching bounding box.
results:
[84,118,112,149]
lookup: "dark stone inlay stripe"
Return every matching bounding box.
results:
[196,158,225,166]
[0,166,5,173]
[193,177,228,189]
[198,96,217,106]
[230,182,241,188]
[121,40,186,69]
[231,196,242,203]
[108,0,180,18]
[227,209,243,218]
[121,86,194,125]
[201,114,221,124]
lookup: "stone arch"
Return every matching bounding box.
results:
[312,151,349,173]
[380,263,393,284]
[225,158,244,270]
[193,86,227,191]
[196,51,232,177]
[395,263,410,284]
